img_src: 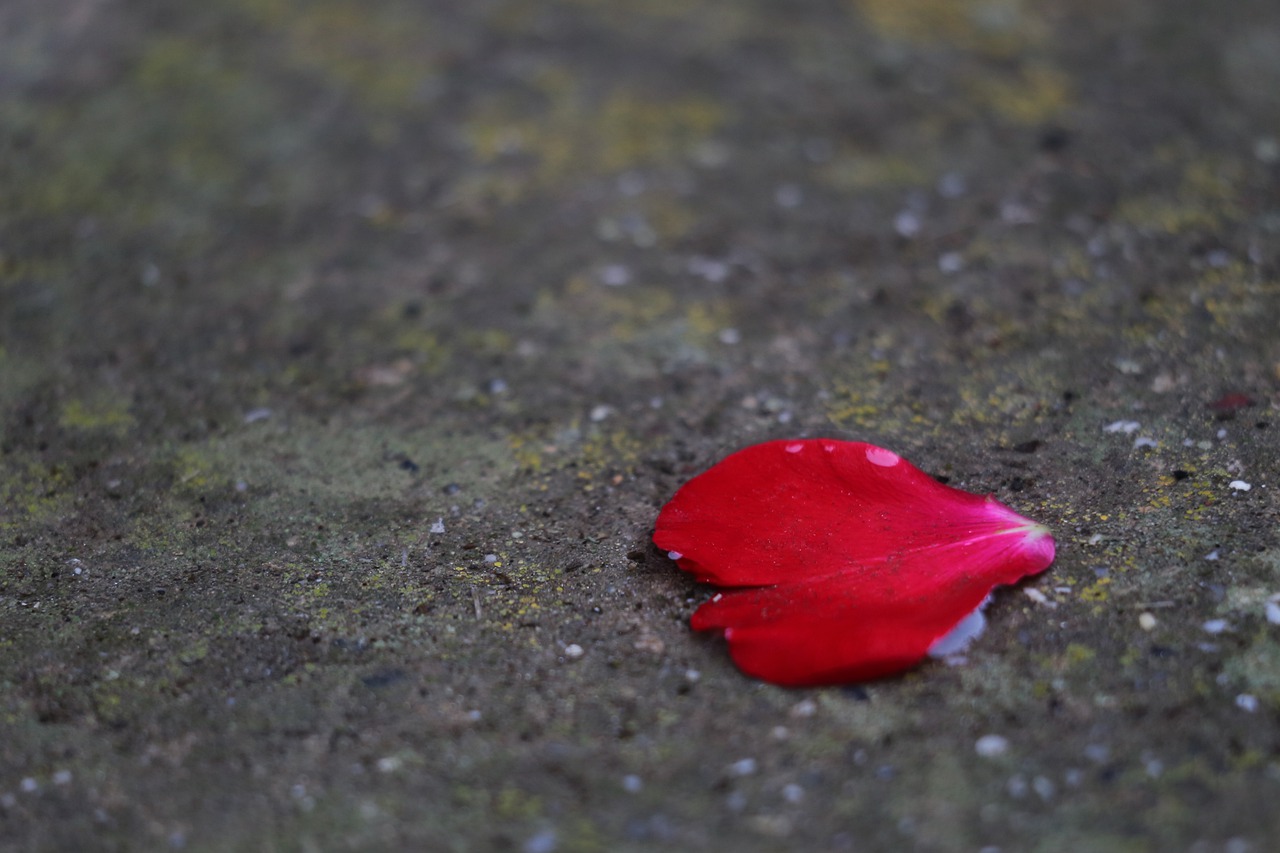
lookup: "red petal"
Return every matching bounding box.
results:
[654,439,1056,686]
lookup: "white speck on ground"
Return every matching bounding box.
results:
[600,264,631,286]
[790,699,817,718]
[1133,436,1158,449]
[938,251,964,274]
[243,407,272,424]
[563,644,584,660]
[1229,480,1252,491]
[782,783,804,804]
[622,775,642,793]
[19,778,37,793]
[1139,612,1158,631]
[718,327,741,345]
[975,734,1010,758]
[1265,597,1280,625]
[1202,619,1230,635]
[893,210,921,237]
[429,518,445,534]
[523,828,558,853]
[1236,694,1260,713]
[730,758,758,776]
[1103,420,1141,434]
[589,404,614,422]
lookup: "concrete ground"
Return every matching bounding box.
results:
[2,0,1278,850]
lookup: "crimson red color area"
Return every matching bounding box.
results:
[653,439,1056,686]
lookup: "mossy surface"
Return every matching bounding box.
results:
[2,0,1279,850]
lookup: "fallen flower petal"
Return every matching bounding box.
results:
[654,439,1056,686]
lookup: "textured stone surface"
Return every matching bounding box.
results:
[2,1,1278,849]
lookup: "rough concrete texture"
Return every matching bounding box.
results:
[2,0,1279,850]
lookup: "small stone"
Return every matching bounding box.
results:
[429,518,446,534]
[589,404,614,422]
[600,264,631,287]
[729,758,758,776]
[1229,480,1252,492]
[1103,420,1141,434]
[563,643,585,660]
[1138,612,1157,631]
[894,210,921,237]
[1202,619,1230,635]
[523,829,558,853]
[1265,597,1280,625]
[975,734,1010,758]
[622,775,642,793]
[1236,694,1260,713]
[782,783,804,804]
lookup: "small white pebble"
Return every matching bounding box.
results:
[1103,420,1141,434]
[376,756,403,773]
[429,518,446,534]
[563,644,584,660]
[1205,550,1220,561]
[975,734,1010,758]
[782,783,804,804]
[19,778,37,793]
[484,554,499,563]
[600,264,631,286]
[1236,694,1260,713]
[1088,533,1104,545]
[684,668,701,683]
[894,210,921,238]
[1133,436,1158,449]
[790,699,817,718]
[1229,480,1252,492]
[589,404,614,422]
[666,550,683,561]
[1138,612,1158,631]
[938,251,964,274]
[1266,598,1280,625]
[243,407,273,424]
[771,725,790,740]
[52,770,72,785]
[718,327,741,345]
[523,828,558,853]
[1083,743,1110,763]
[1217,428,1228,439]
[730,758,758,776]
[1023,588,1049,604]
[622,774,642,793]
[1202,619,1230,635]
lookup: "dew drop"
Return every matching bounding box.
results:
[865,446,900,467]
